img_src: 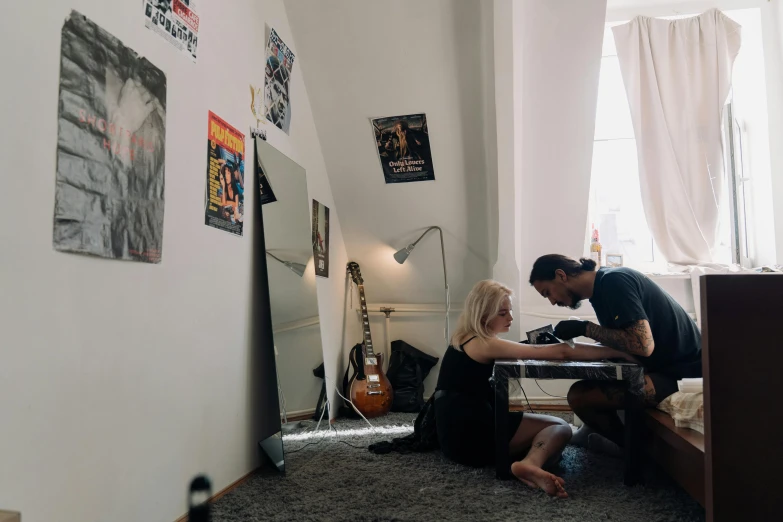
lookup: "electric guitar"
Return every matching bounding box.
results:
[346,261,393,418]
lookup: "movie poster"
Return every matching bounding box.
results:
[253,133,277,207]
[311,200,329,278]
[144,0,199,62]
[371,113,435,184]
[264,28,295,134]
[53,11,167,264]
[205,112,245,236]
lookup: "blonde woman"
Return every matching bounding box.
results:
[434,280,634,498]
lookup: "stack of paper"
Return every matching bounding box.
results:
[677,378,703,393]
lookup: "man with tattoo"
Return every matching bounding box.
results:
[528,255,702,456]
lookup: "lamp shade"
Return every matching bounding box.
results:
[394,245,414,264]
[285,261,307,277]
[266,251,307,278]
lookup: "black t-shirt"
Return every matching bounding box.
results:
[589,267,702,379]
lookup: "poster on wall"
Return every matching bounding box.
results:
[53,11,166,264]
[254,135,277,207]
[144,0,200,62]
[205,111,245,236]
[311,200,330,278]
[371,113,435,184]
[264,28,295,134]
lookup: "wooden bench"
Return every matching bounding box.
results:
[645,409,705,507]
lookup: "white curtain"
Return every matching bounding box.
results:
[612,9,741,266]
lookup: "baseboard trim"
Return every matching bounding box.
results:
[283,409,316,422]
[174,466,262,522]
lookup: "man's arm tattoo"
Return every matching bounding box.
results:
[585,321,654,356]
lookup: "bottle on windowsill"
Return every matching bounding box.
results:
[590,224,602,267]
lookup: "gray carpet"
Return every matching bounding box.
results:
[212,412,705,521]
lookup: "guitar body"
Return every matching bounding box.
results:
[348,351,393,418]
[346,261,394,419]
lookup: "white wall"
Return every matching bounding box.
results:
[491,0,523,342]
[285,0,492,309]
[762,0,783,264]
[509,0,608,398]
[0,1,347,521]
[285,0,495,412]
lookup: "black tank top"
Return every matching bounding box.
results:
[435,336,494,401]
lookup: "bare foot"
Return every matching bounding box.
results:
[511,461,568,498]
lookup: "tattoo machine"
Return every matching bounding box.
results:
[526,325,574,349]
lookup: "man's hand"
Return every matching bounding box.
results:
[554,320,589,341]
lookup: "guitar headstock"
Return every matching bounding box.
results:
[347,261,363,285]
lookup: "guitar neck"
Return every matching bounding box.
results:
[357,284,375,358]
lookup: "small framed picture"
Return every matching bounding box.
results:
[606,253,623,267]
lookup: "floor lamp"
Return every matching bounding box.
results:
[394,226,450,343]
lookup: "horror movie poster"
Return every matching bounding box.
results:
[371,113,435,184]
[311,200,329,278]
[53,11,167,263]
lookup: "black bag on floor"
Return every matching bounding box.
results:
[386,340,439,413]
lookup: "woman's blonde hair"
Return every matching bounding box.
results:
[450,280,513,348]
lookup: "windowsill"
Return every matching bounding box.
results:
[643,272,691,280]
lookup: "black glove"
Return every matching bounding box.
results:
[554,320,588,341]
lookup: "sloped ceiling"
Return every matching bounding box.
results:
[285,0,491,305]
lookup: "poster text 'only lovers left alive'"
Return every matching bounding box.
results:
[371,113,435,184]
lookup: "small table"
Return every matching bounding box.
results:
[493,359,645,486]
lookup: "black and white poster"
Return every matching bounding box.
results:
[264,28,295,134]
[144,0,199,62]
[371,113,435,184]
[53,11,167,263]
[311,200,329,278]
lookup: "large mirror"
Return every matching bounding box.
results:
[256,137,324,436]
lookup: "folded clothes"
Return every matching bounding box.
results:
[677,378,703,393]
[657,391,704,434]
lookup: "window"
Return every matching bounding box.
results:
[587,9,770,270]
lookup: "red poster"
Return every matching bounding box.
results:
[205,112,246,236]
